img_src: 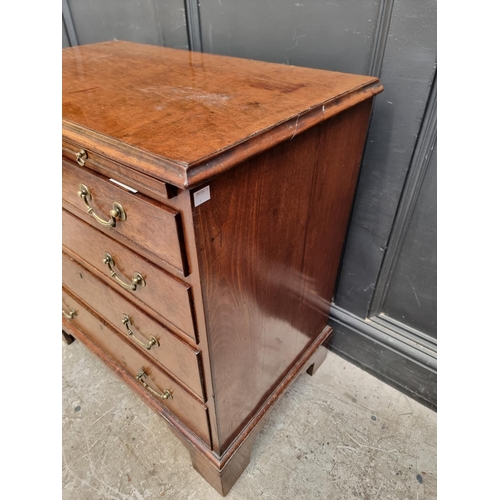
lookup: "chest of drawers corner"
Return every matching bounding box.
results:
[62,40,383,496]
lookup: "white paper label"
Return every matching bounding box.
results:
[194,185,211,207]
[109,178,138,193]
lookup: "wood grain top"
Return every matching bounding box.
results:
[63,41,382,188]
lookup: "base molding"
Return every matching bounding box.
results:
[209,329,331,495]
[63,319,331,495]
[328,305,436,410]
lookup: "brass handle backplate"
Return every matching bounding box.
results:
[77,184,126,228]
[122,315,158,350]
[75,149,88,166]
[103,252,146,291]
[62,308,76,320]
[136,369,172,400]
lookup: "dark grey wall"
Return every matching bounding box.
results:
[331,0,437,409]
[62,17,70,48]
[62,0,437,409]
[378,142,437,339]
[336,0,437,319]
[62,0,188,49]
[199,0,379,75]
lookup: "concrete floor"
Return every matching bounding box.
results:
[62,341,436,500]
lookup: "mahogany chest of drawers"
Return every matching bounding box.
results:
[62,41,382,495]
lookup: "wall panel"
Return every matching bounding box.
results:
[335,0,437,318]
[67,0,188,49]
[381,144,437,338]
[62,18,70,48]
[199,0,380,75]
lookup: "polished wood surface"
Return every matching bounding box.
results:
[63,316,214,452]
[62,289,211,445]
[63,41,382,188]
[62,41,382,496]
[193,102,373,451]
[63,139,179,203]
[300,99,373,308]
[62,253,205,400]
[63,160,188,275]
[63,311,330,496]
[62,210,197,342]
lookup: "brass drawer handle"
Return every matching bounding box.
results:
[136,369,172,400]
[62,308,77,320]
[75,149,88,166]
[77,184,126,228]
[103,252,146,291]
[122,315,158,350]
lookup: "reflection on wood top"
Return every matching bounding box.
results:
[62,41,383,188]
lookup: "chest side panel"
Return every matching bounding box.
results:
[193,100,373,451]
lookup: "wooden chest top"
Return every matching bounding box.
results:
[62,41,382,188]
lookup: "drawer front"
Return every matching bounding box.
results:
[63,209,197,342]
[62,253,205,400]
[62,289,211,446]
[62,140,179,202]
[62,159,188,276]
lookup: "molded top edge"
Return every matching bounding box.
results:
[63,41,383,189]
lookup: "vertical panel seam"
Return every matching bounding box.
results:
[184,0,203,52]
[368,0,395,77]
[368,71,437,317]
[62,0,79,47]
